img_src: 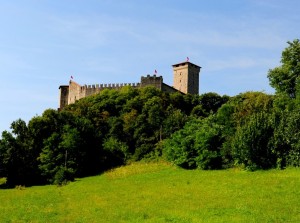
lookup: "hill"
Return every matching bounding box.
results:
[1,162,300,222]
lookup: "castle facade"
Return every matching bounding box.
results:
[59,61,201,110]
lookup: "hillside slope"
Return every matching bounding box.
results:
[0,162,300,222]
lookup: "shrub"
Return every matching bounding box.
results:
[232,112,275,170]
[163,116,224,169]
[54,167,74,186]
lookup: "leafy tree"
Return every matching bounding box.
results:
[163,118,200,169]
[0,119,43,186]
[268,39,300,99]
[191,105,208,117]
[163,116,224,169]
[103,137,129,167]
[0,131,15,179]
[193,116,224,169]
[235,92,273,124]
[273,109,300,167]
[163,105,187,139]
[232,112,275,170]
[38,112,101,184]
[199,92,229,114]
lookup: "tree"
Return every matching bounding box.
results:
[163,116,224,169]
[199,92,229,114]
[0,119,43,186]
[273,108,300,167]
[268,39,300,99]
[103,137,129,167]
[163,118,200,169]
[232,112,276,170]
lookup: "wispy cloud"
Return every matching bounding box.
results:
[204,57,279,72]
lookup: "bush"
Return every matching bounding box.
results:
[163,116,224,169]
[194,119,224,169]
[54,167,74,186]
[232,112,276,170]
[102,137,129,169]
[273,109,300,167]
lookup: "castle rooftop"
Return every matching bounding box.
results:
[172,61,202,69]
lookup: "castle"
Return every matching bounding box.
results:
[59,61,201,110]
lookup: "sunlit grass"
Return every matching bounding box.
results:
[0,178,6,185]
[0,163,300,222]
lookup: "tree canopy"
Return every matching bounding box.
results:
[268,39,300,99]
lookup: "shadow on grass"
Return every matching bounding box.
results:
[0,162,127,189]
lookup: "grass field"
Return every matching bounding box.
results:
[0,162,300,222]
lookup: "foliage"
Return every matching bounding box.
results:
[103,137,129,167]
[0,120,44,186]
[38,112,100,184]
[163,116,224,169]
[268,39,300,98]
[231,112,275,170]
[54,167,74,186]
[273,109,300,167]
[0,85,229,186]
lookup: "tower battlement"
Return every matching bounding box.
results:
[141,75,163,89]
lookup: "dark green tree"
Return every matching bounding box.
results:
[199,92,229,114]
[0,119,43,186]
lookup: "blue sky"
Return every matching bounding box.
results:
[0,0,299,133]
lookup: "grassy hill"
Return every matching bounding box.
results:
[0,162,300,222]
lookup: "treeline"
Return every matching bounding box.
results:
[0,39,299,186]
[0,86,228,186]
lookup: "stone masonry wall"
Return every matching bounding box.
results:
[58,62,201,110]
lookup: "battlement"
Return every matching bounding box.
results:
[141,74,163,81]
[81,82,141,91]
[140,75,163,89]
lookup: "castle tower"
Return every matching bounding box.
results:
[172,61,201,94]
[140,75,163,90]
[58,85,69,111]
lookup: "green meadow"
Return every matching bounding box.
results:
[0,162,300,223]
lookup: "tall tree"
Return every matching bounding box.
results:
[0,119,43,186]
[268,39,300,99]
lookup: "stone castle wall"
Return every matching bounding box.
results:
[59,62,201,110]
[64,81,142,109]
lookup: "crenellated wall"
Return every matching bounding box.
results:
[59,80,142,110]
